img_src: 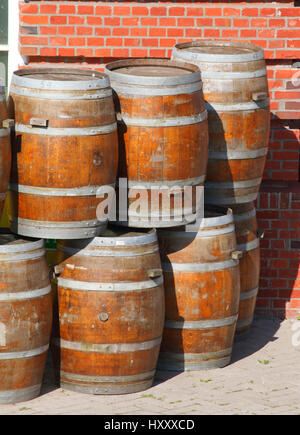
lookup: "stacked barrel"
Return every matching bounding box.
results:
[172,41,270,339]
[0,39,270,401]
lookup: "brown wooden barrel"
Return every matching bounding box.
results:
[104,58,208,227]
[0,233,52,403]
[172,41,270,206]
[231,202,261,337]
[0,85,12,219]
[157,206,240,371]
[8,68,118,239]
[51,227,165,394]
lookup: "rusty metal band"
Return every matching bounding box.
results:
[59,245,159,257]
[14,122,117,136]
[239,287,259,302]
[205,178,262,189]
[200,69,267,79]
[0,238,44,253]
[9,183,114,196]
[159,224,235,238]
[52,337,162,353]
[208,148,268,160]
[118,111,207,127]
[109,81,203,97]
[162,258,238,272]
[0,385,41,404]
[0,344,49,360]
[127,175,205,189]
[0,249,46,262]
[237,238,260,252]
[58,276,164,291]
[0,128,9,138]
[236,315,254,329]
[206,100,269,112]
[0,285,51,301]
[164,314,238,330]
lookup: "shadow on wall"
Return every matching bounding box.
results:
[255,116,300,320]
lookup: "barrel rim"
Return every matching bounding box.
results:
[173,40,265,63]
[0,233,44,253]
[58,228,158,248]
[11,67,111,91]
[104,58,202,86]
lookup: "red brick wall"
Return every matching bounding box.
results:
[18,1,300,319]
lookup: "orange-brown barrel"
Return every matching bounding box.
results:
[0,233,52,403]
[172,41,270,206]
[8,68,118,239]
[231,202,261,337]
[157,207,240,370]
[0,86,12,219]
[52,228,165,394]
[104,58,208,228]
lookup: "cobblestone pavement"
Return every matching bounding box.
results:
[0,316,300,415]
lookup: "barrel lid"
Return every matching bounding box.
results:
[105,58,201,86]
[173,41,265,63]
[0,231,44,253]
[11,67,110,91]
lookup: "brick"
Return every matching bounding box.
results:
[20,26,38,35]
[112,49,129,58]
[86,17,102,26]
[269,19,286,27]
[68,37,86,47]
[40,47,57,57]
[187,8,203,17]
[140,18,157,26]
[20,3,39,14]
[205,8,222,17]
[69,16,85,25]
[131,49,148,57]
[142,38,159,48]
[95,6,112,16]
[215,18,232,27]
[20,36,48,46]
[185,29,202,38]
[160,39,176,48]
[124,17,139,26]
[131,28,147,37]
[167,29,184,38]
[95,28,111,37]
[169,7,185,16]
[233,18,250,27]
[50,16,67,25]
[149,28,166,37]
[76,48,93,57]
[21,15,49,25]
[150,7,167,17]
[58,27,76,36]
[77,27,93,36]
[104,17,121,26]
[114,6,131,16]
[59,5,76,15]
[124,38,140,48]
[149,49,167,58]
[58,48,75,57]
[49,37,67,47]
[240,29,257,38]
[113,28,129,37]
[222,29,239,38]
[242,8,259,17]
[223,8,240,17]
[132,7,148,16]
[160,18,176,27]
[260,8,277,17]
[40,4,57,14]
[94,48,111,57]
[87,38,106,47]
[279,8,300,17]
[196,18,213,27]
[177,18,194,27]
[251,18,268,27]
[204,29,220,38]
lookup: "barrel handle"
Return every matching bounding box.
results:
[148,268,163,278]
[257,229,265,239]
[2,119,14,128]
[252,92,269,102]
[231,250,243,260]
[30,117,49,128]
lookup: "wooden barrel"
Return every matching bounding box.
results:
[8,68,118,239]
[104,58,208,227]
[157,206,240,371]
[231,202,261,337]
[172,41,270,206]
[0,233,52,403]
[0,85,12,220]
[52,228,165,394]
